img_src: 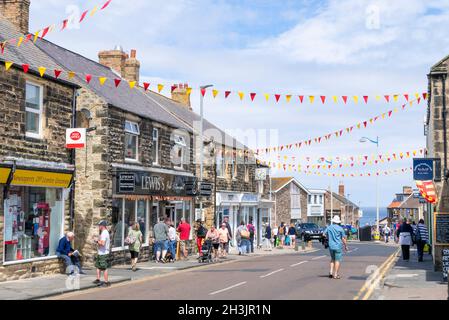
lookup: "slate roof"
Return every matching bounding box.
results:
[270,177,309,194]
[329,191,359,208]
[0,17,77,87]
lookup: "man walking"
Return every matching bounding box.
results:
[154,218,169,263]
[177,218,191,260]
[93,221,111,287]
[223,216,232,253]
[416,219,429,262]
[384,224,391,243]
[324,216,348,280]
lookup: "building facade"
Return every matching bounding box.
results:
[324,184,360,226]
[307,189,326,226]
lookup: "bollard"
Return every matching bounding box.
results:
[301,238,306,250]
[295,239,299,251]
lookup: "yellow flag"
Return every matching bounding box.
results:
[129,81,136,89]
[158,84,164,93]
[375,95,381,101]
[357,123,361,129]
[353,96,359,104]
[382,113,386,119]
[238,91,244,101]
[409,101,413,106]
[286,95,292,103]
[212,89,219,98]
[34,31,39,43]
[99,77,107,85]
[38,67,46,77]
[309,96,315,104]
[415,93,420,99]
[393,94,398,102]
[394,108,398,113]
[68,71,76,79]
[5,61,13,71]
[332,96,338,103]
[264,93,270,102]
[186,87,192,96]
[90,5,98,17]
[17,37,23,47]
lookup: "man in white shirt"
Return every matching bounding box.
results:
[93,220,111,287]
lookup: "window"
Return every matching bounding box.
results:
[244,166,250,182]
[25,82,43,139]
[319,195,323,204]
[172,134,187,169]
[112,199,149,249]
[216,152,225,177]
[231,153,237,179]
[152,128,159,165]
[308,195,312,204]
[125,120,139,161]
[257,180,264,194]
[314,195,317,204]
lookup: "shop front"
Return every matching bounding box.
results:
[0,163,73,267]
[112,166,195,259]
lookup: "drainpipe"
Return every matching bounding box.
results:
[69,88,78,231]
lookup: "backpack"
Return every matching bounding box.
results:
[248,225,255,237]
[279,226,285,235]
[197,225,207,238]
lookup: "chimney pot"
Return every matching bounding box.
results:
[130,49,137,58]
[171,82,191,110]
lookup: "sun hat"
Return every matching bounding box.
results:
[98,220,107,227]
[331,215,342,224]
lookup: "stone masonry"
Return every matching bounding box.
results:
[0,0,30,34]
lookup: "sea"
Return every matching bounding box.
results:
[359,207,388,226]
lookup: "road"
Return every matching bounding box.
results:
[53,242,397,300]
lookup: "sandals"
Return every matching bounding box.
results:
[329,273,333,279]
[333,275,341,280]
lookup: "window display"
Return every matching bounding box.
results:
[4,186,63,263]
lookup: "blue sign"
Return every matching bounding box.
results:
[413,158,434,181]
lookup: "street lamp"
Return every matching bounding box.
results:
[360,136,380,235]
[199,85,213,223]
[319,159,333,224]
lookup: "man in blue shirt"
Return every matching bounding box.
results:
[56,232,84,275]
[324,216,348,279]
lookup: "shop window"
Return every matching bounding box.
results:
[172,135,187,169]
[25,82,43,139]
[112,199,149,249]
[152,128,159,165]
[4,186,64,263]
[216,152,225,177]
[125,120,140,162]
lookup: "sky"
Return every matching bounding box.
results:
[28,0,449,207]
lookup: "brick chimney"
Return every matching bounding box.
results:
[98,45,127,76]
[403,186,412,195]
[338,183,345,197]
[171,83,191,110]
[0,0,30,34]
[123,49,140,83]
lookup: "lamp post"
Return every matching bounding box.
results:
[199,85,213,223]
[360,136,380,235]
[321,159,333,224]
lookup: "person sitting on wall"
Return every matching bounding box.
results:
[56,232,85,275]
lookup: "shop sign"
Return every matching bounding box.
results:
[0,166,12,184]
[413,158,434,181]
[255,168,267,181]
[66,128,86,149]
[241,193,259,203]
[115,171,195,197]
[442,249,449,282]
[11,169,73,188]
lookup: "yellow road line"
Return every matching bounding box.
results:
[361,251,398,300]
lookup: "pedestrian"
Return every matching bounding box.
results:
[384,224,391,243]
[247,220,256,253]
[415,219,429,262]
[236,221,250,255]
[195,220,208,256]
[278,222,286,247]
[223,216,233,253]
[126,222,143,271]
[56,231,85,275]
[288,223,296,248]
[324,216,348,280]
[177,218,191,260]
[264,224,272,251]
[93,220,111,287]
[206,225,220,261]
[411,221,418,247]
[272,225,279,247]
[396,218,414,261]
[154,217,169,263]
[168,222,177,261]
[218,223,230,257]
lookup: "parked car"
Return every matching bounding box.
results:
[295,223,325,242]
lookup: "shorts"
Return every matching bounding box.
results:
[179,240,188,252]
[130,250,139,259]
[290,235,296,241]
[95,254,111,270]
[220,242,229,251]
[329,249,343,262]
[154,240,167,253]
[213,243,220,250]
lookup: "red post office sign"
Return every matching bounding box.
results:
[66,128,86,149]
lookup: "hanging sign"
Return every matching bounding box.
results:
[413,158,434,181]
[66,128,86,149]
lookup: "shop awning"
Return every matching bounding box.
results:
[11,168,73,188]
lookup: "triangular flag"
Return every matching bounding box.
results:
[143,82,150,91]
[186,87,192,96]
[99,77,107,85]
[129,81,136,89]
[24,33,32,44]
[286,95,292,103]
[342,96,348,104]
[38,67,46,77]
[85,74,92,83]
[353,96,359,104]
[320,96,326,104]
[158,84,164,93]
[79,10,89,23]
[275,94,281,102]
[90,6,99,17]
[385,95,390,103]
[17,36,23,47]
[41,26,50,39]
[393,94,399,102]
[5,61,13,71]
[101,0,113,10]
[375,95,381,101]
[238,91,244,101]
[33,31,39,43]
[225,91,231,98]
[68,71,75,79]
[250,93,257,101]
[332,96,338,103]
[213,90,219,98]
[423,93,427,100]
[404,94,409,101]
[61,19,69,31]
[309,96,315,104]
[299,95,304,103]
[22,64,29,73]
[54,70,62,79]
[200,88,206,97]
[363,96,368,104]
[171,85,177,93]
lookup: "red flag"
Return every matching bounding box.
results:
[114,79,121,87]
[143,82,150,91]
[200,88,206,97]
[85,74,92,83]
[41,26,50,39]
[275,94,281,102]
[0,42,6,54]
[423,93,427,100]
[363,121,367,128]
[342,96,348,104]
[22,64,29,73]
[23,33,32,44]
[225,91,231,98]
[320,96,326,104]
[384,95,390,103]
[101,0,113,10]
[388,110,393,117]
[404,94,409,101]
[54,70,62,79]
[250,93,256,101]
[79,10,89,23]
[171,85,177,93]
[61,19,69,30]
[363,96,368,104]
[417,98,421,104]
[299,95,304,103]
[339,130,343,136]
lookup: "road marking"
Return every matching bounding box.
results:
[290,261,308,267]
[361,252,398,300]
[260,268,284,278]
[209,282,247,295]
[396,274,418,278]
[312,255,326,260]
[347,248,359,253]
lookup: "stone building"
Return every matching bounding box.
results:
[0,6,79,281]
[387,186,423,222]
[270,177,309,227]
[324,184,360,226]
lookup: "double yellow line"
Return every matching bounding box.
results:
[353,248,400,300]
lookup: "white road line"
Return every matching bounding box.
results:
[347,248,359,253]
[312,255,326,260]
[260,268,285,278]
[290,261,309,267]
[210,282,247,296]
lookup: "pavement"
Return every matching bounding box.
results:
[48,241,398,300]
[371,247,448,300]
[0,245,316,300]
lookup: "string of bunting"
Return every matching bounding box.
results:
[0,0,113,54]
[255,98,426,154]
[293,167,413,178]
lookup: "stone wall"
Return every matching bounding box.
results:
[274,184,291,227]
[0,0,30,34]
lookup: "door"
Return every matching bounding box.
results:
[165,205,175,223]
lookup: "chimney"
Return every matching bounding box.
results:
[338,183,345,197]
[123,49,140,83]
[98,45,127,76]
[0,0,30,34]
[403,186,412,195]
[171,83,191,110]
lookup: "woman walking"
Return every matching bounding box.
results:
[396,218,414,261]
[218,223,230,258]
[236,221,250,255]
[206,225,220,262]
[168,222,177,261]
[288,223,296,248]
[195,220,207,256]
[127,222,143,271]
[416,219,429,262]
